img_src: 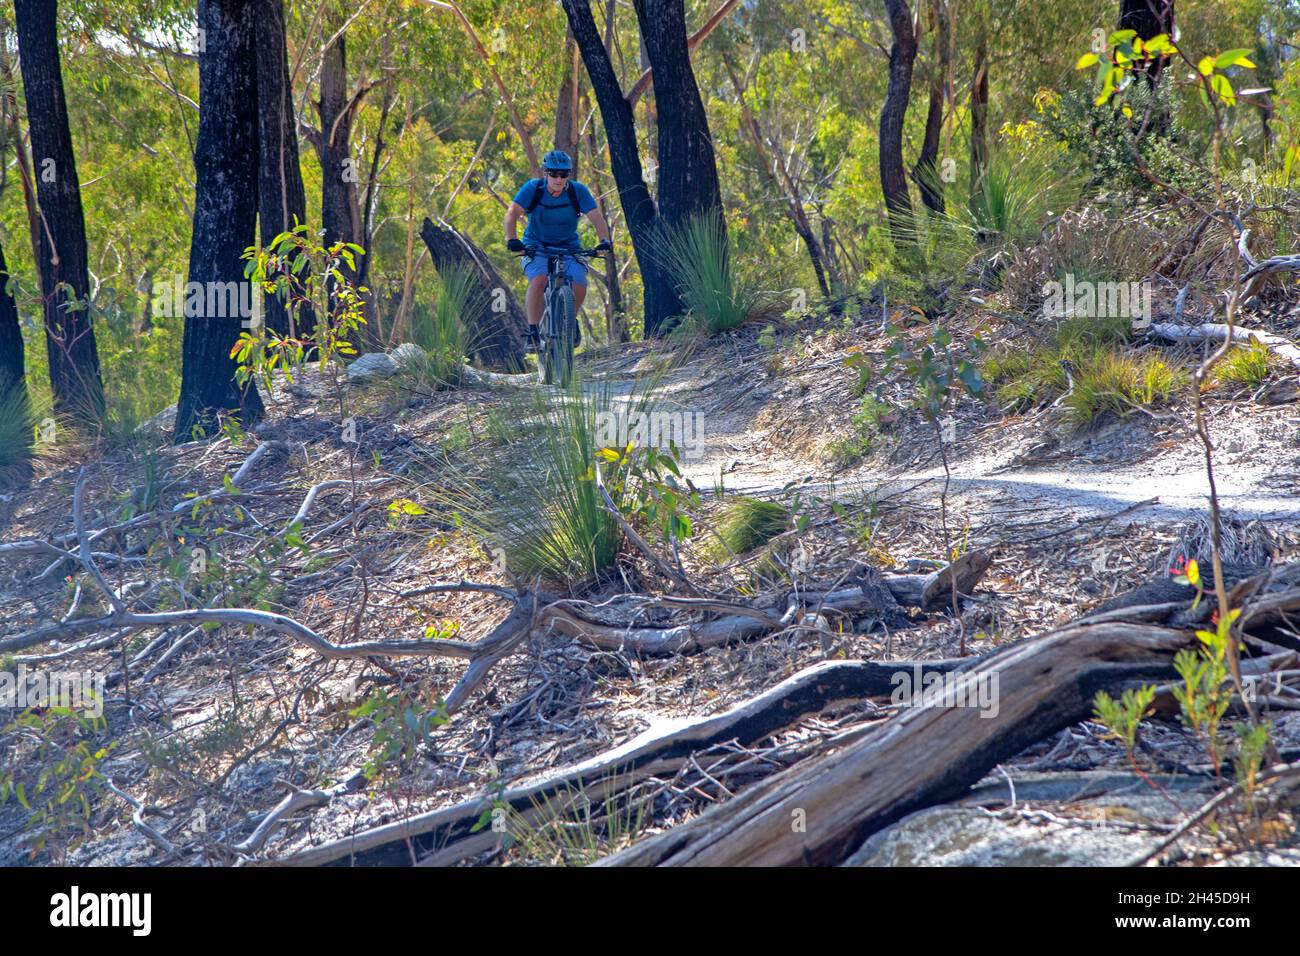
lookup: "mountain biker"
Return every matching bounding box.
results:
[503,149,612,351]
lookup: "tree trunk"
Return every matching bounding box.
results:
[315,32,363,283]
[968,32,989,210]
[14,0,105,425]
[419,217,527,372]
[580,92,627,341]
[912,0,948,216]
[879,0,917,243]
[561,0,679,337]
[1119,0,1175,86]
[0,240,26,405]
[554,25,582,171]
[174,0,264,441]
[253,0,312,340]
[631,0,723,228]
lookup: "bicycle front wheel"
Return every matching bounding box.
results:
[541,284,575,387]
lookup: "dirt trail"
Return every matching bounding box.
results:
[578,343,1300,530]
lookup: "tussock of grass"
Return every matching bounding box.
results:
[705,496,789,562]
[0,386,35,487]
[408,266,475,386]
[651,210,765,334]
[1061,351,1186,425]
[427,367,671,584]
[985,316,1138,412]
[1213,341,1273,389]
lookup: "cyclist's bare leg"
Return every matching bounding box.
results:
[525,275,547,326]
[574,282,587,313]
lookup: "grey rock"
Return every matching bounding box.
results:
[346,352,399,382]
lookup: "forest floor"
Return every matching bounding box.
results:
[2,296,1300,866]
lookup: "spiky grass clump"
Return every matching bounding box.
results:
[0,385,35,487]
[983,315,1134,412]
[705,496,789,563]
[1213,341,1273,389]
[962,146,1076,245]
[1061,351,1186,426]
[651,210,764,334]
[430,365,672,584]
[409,266,474,387]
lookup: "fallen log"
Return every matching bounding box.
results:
[1148,321,1300,372]
[598,620,1198,866]
[268,657,964,866]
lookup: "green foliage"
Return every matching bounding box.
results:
[235,225,368,416]
[350,685,449,784]
[1093,685,1158,756]
[705,496,789,562]
[1172,608,1240,777]
[1,706,114,862]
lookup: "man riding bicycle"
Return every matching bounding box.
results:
[503,149,612,351]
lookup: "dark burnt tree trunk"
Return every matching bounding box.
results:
[0,240,26,407]
[912,0,948,216]
[253,0,312,340]
[631,0,723,226]
[968,32,989,210]
[315,33,363,285]
[880,0,917,243]
[174,0,264,441]
[1120,0,1175,86]
[14,0,104,424]
[560,0,679,337]
[419,218,527,371]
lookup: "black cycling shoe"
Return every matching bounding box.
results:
[525,326,541,352]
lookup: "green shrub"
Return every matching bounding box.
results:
[1214,341,1273,389]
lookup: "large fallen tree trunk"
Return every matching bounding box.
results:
[419,216,528,371]
[270,658,964,866]
[598,620,1197,866]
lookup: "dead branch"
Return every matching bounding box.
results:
[268,657,963,866]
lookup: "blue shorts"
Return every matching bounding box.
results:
[522,253,588,287]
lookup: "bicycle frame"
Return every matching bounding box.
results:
[519,243,602,386]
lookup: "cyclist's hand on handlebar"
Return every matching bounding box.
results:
[507,238,526,253]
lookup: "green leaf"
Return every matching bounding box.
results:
[1108,29,1138,45]
[1197,55,1215,76]
[1210,73,1236,106]
[1075,52,1099,70]
[1214,49,1255,69]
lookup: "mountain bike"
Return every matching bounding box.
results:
[519,243,603,388]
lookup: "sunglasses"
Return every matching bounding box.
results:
[545,169,570,178]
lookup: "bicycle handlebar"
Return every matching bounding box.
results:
[514,243,606,258]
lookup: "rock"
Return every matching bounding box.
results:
[135,403,177,437]
[391,342,427,368]
[347,344,428,384]
[844,806,1166,866]
[347,352,399,383]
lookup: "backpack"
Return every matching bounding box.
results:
[525,178,581,215]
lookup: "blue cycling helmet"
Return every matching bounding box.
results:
[542,149,573,172]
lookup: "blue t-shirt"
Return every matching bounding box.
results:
[513,179,598,248]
